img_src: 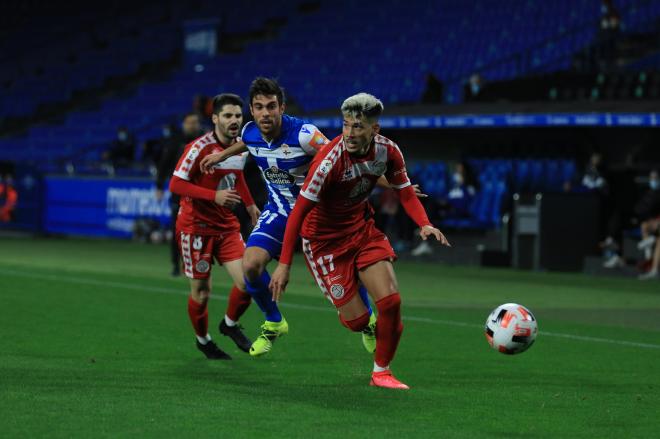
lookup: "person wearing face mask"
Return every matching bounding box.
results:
[156,112,204,276]
[103,127,136,168]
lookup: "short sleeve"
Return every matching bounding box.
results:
[385,143,411,190]
[172,144,201,181]
[298,123,329,155]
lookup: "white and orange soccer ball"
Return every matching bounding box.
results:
[485,303,538,355]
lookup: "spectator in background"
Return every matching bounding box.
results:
[447,162,477,218]
[141,123,177,169]
[103,127,136,168]
[464,74,484,102]
[412,161,475,256]
[421,73,444,103]
[596,0,621,68]
[156,112,203,276]
[0,173,18,223]
[193,94,213,122]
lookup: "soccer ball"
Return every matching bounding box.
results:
[485,303,538,355]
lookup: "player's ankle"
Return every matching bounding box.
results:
[373,362,390,373]
[196,334,212,345]
[224,315,237,327]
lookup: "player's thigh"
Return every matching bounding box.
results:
[301,237,361,309]
[223,258,246,290]
[337,293,370,321]
[245,207,287,262]
[358,260,399,302]
[178,231,214,280]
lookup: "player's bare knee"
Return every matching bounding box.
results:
[242,256,265,280]
[191,284,211,302]
[342,312,370,332]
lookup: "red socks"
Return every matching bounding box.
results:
[374,293,404,368]
[225,286,252,322]
[339,312,370,332]
[188,295,209,337]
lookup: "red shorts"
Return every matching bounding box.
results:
[301,221,396,307]
[177,231,245,279]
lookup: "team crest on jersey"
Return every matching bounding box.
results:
[318,159,333,175]
[330,284,345,299]
[192,236,203,250]
[264,166,295,185]
[195,260,210,273]
[349,177,372,198]
[280,144,292,156]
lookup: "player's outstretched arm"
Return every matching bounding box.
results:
[169,176,242,207]
[269,196,317,301]
[199,140,248,174]
[398,184,451,247]
[235,172,260,225]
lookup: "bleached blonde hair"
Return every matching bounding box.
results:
[341,93,384,121]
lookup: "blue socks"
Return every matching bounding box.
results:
[358,285,373,315]
[244,270,282,322]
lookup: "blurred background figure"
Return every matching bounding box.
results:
[103,127,136,169]
[0,173,18,223]
[155,112,203,276]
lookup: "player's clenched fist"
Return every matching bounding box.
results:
[214,189,242,207]
[269,263,290,302]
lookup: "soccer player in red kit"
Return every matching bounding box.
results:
[270,93,450,388]
[170,93,261,359]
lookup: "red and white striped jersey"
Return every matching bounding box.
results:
[299,133,411,239]
[173,131,249,234]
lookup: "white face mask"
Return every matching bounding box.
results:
[651,180,659,190]
[118,132,128,141]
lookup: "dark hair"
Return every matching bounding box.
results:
[212,93,244,115]
[249,77,284,106]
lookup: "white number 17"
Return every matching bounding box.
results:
[316,254,335,275]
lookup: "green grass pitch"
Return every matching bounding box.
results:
[1,236,659,438]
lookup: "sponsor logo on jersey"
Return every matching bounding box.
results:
[349,177,372,198]
[318,159,333,175]
[371,161,386,175]
[216,173,237,190]
[330,284,345,299]
[264,166,295,185]
[196,260,210,273]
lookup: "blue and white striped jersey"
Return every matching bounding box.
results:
[241,114,328,215]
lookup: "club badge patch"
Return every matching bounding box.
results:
[330,284,345,299]
[195,260,210,273]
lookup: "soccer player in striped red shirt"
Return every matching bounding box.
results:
[170,94,260,359]
[270,93,450,389]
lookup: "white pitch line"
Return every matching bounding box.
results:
[2,268,660,350]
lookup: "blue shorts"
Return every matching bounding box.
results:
[246,206,289,259]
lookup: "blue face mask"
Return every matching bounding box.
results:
[162,128,171,137]
[118,132,128,141]
[651,180,659,190]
